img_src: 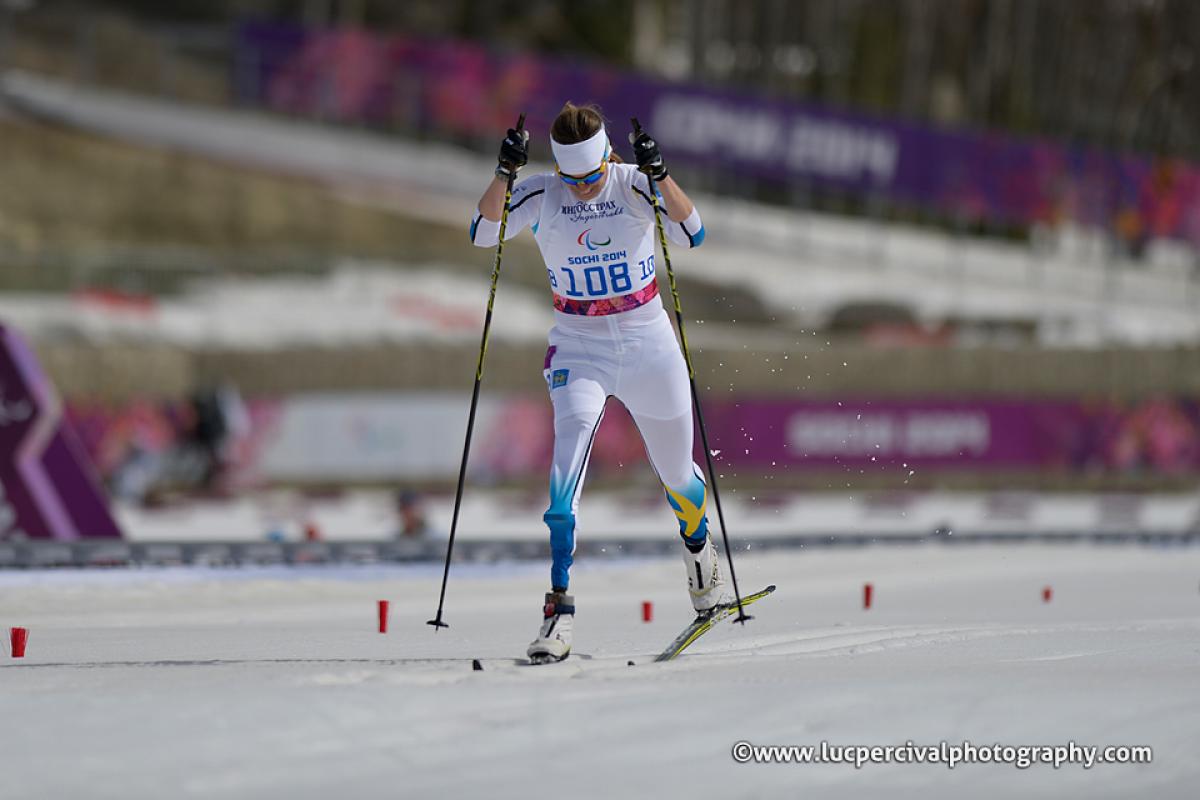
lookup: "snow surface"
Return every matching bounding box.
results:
[2,544,1198,799]
[0,264,557,348]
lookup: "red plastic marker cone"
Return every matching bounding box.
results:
[863,583,873,610]
[642,601,653,623]
[10,627,28,658]
[378,600,389,633]
[1042,586,1053,603]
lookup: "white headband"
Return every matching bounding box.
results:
[551,125,610,175]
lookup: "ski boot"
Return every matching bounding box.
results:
[527,590,574,664]
[682,535,726,613]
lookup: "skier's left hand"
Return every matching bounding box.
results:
[630,129,668,181]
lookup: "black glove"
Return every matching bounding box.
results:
[630,129,668,181]
[496,127,530,179]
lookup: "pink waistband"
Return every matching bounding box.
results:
[553,281,659,316]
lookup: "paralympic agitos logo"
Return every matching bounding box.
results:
[577,228,612,251]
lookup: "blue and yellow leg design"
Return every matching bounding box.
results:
[664,467,709,550]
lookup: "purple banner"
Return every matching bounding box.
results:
[0,325,123,540]
[704,398,1200,473]
[473,396,1200,476]
[235,23,1200,247]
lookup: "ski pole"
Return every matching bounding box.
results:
[428,112,525,630]
[630,117,751,624]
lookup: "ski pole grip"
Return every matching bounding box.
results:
[516,113,526,133]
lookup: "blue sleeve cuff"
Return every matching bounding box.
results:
[679,207,705,247]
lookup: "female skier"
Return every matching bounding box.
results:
[471,102,723,662]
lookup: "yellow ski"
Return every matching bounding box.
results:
[654,585,776,662]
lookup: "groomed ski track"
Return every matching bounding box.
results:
[2,544,1197,799]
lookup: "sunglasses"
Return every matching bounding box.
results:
[557,159,608,187]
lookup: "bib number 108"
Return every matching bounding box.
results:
[549,261,633,298]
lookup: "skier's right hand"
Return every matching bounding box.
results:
[497,128,530,179]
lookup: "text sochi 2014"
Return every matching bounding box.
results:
[652,96,898,183]
[786,411,990,458]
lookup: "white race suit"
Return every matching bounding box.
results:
[471,163,709,590]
